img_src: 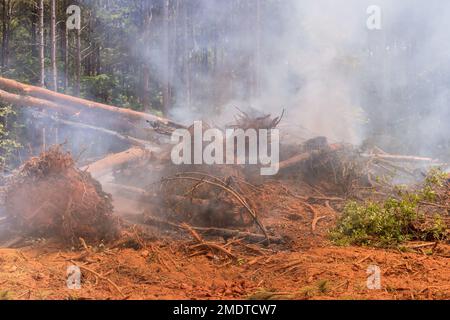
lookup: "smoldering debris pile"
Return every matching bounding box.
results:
[3,146,120,243]
[0,74,446,249]
[105,109,448,246]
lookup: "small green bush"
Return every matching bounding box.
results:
[330,170,448,247]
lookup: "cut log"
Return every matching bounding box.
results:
[363,153,438,164]
[31,110,151,148]
[0,88,79,115]
[102,183,148,199]
[278,150,321,170]
[279,148,440,172]
[56,118,150,148]
[0,88,166,143]
[0,77,186,129]
[83,147,151,179]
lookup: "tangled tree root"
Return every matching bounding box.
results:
[4,146,120,244]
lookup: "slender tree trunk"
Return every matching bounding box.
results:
[184,1,191,109]
[63,0,70,90]
[142,66,150,111]
[63,21,69,90]
[74,28,81,96]
[169,0,179,105]
[59,1,67,91]
[95,45,101,75]
[31,3,38,58]
[38,0,45,87]
[254,0,261,99]
[1,0,11,70]
[1,0,6,69]
[139,3,152,111]
[50,0,57,91]
[162,0,170,114]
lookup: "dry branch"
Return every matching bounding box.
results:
[181,223,238,259]
[70,260,125,298]
[161,174,269,242]
[230,107,284,130]
[143,215,284,245]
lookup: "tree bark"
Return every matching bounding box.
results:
[277,151,322,171]
[31,2,38,58]
[60,0,69,91]
[1,0,11,70]
[64,23,69,90]
[142,66,150,111]
[74,28,81,96]
[362,153,437,164]
[82,147,149,179]
[254,0,261,99]
[0,77,186,128]
[33,111,150,148]
[50,0,58,91]
[141,3,152,111]
[0,88,79,115]
[183,0,192,109]
[162,0,170,115]
[38,0,45,87]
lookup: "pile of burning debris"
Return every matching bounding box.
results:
[0,147,120,246]
[0,77,448,251]
[109,108,449,251]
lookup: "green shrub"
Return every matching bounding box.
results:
[0,104,21,170]
[330,170,448,247]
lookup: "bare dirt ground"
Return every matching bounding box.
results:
[1,181,449,300]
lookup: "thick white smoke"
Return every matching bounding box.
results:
[131,0,450,157]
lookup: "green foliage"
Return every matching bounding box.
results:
[331,170,448,247]
[80,72,150,110]
[81,74,118,103]
[424,167,447,188]
[0,104,21,170]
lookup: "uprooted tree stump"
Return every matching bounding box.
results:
[4,146,120,244]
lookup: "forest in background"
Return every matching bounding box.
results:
[1,0,450,171]
[1,0,268,170]
[0,0,259,112]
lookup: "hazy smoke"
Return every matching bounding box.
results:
[143,0,450,158]
[31,0,449,160]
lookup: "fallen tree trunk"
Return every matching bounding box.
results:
[0,88,79,115]
[278,150,321,170]
[0,88,165,142]
[102,183,148,199]
[31,110,150,148]
[362,153,438,164]
[57,118,149,148]
[83,147,151,179]
[279,149,440,172]
[0,76,185,129]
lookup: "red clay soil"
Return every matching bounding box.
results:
[0,180,449,300]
